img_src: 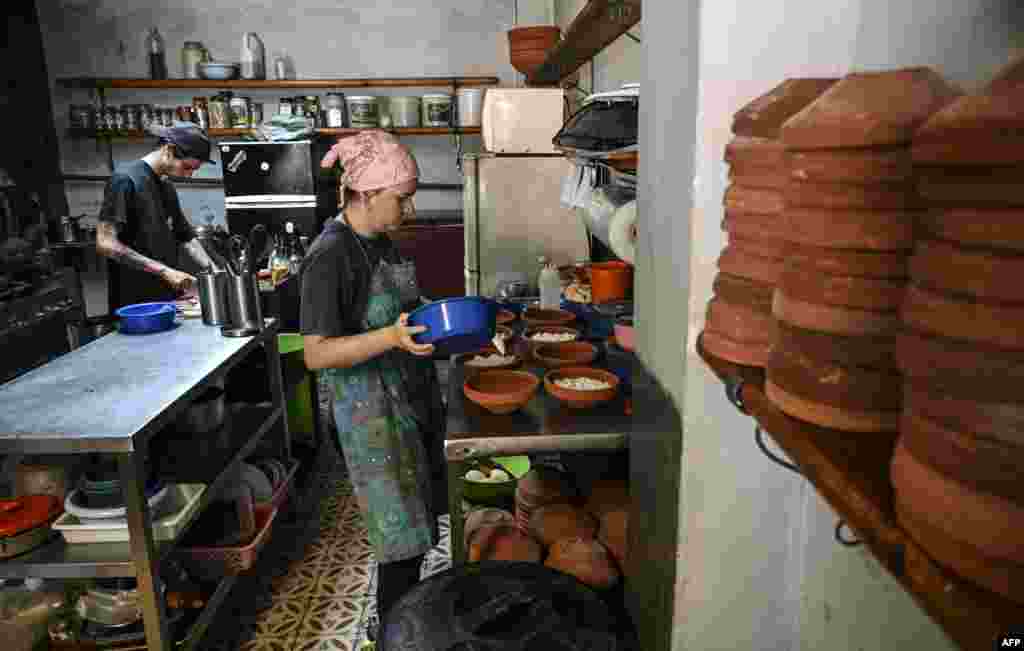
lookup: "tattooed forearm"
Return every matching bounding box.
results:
[96,222,168,276]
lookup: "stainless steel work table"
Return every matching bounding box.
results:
[0,318,289,651]
[445,340,671,564]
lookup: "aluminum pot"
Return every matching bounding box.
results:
[176,387,226,434]
[197,272,230,326]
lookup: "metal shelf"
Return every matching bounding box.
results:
[67,127,480,141]
[0,404,282,579]
[57,76,501,90]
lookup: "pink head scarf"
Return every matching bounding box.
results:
[319,130,419,192]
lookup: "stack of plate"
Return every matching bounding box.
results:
[703,78,836,366]
[764,68,961,432]
[891,78,1024,602]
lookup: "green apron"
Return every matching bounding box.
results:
[322,222,445,563]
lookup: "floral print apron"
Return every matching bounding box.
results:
[322,222,446,563]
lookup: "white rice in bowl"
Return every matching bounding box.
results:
[554,376,613,391]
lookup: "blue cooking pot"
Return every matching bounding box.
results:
[115,302,177,335]
[408,297,499,357]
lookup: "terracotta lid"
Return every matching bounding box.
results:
[767,334,902,411]
[764,379,900,432]
[722,210,790,243]
[701,330,772,368]
[724,184,785,215]
[784,179,918,211]
[732,78,839,138]
[705,296,776,345]
[897,328,1024,402]
[901,283,1024,350]
[917,165,1024,207]
[781,207,917,251]
[986,53,1024,93]
[788,147,913,184]
[895,496,1024,603]
[781,68,961,150]
[712,272,775,313]
[910,238,1024,303]
[773,290,901,336]
[778,262,906,311]
[784,242,909,278]
[717,242,785,285]
[922,207,1024,254]
[901,409,1024,503]
[726,233,789,260]
[891,438,1024,563]
[728,165,788,190]
[912,85,1024,165]
[775,320,897,370]
[904,384,1024,449]
[724,136,786,167]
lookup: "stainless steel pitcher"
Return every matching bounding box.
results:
[197,272,230,326]
[221,273,264,337]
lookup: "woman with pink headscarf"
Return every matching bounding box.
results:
[300,131,446,638]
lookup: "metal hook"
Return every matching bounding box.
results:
[835,520,862,547]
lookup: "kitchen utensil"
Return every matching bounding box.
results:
[0,495,61,559]
[462,370,540,415]
[407,297,499,356]
[115,302,176,334]
[228,235,248,274]
[175,387,226,434]
[197,272,231,326]
[199,62,240,80]
[248,224,269,267]
[544,366,621,409]
[64,484,169,522]
[222,273,264,337]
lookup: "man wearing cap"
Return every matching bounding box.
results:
[96,123,215,312]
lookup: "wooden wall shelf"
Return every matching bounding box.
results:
[527,0,641,86]
[57,76,501,90]
[67,127,480,141]
[696,334,1023,651]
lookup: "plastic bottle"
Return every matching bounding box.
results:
[145,28,167,80]
[539,257,561,310]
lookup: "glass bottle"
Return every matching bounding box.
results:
[286,223,303,274]
[145,28,167,80]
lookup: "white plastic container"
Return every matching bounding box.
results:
[53,484,206,544]
[390,96,421,127]
[457,88,486,127]
[422,94,454,127]
[346,96,379,128]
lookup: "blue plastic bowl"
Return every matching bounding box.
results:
[408,297,499,357]
[115,302,177,335]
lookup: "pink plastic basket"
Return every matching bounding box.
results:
[180,506,278,576]
[266,459,300,511]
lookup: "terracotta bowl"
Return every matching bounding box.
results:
[523,307,576,327]
[522,326,581,358]
[534,341,599,369]
[510,50,550,76]
[456,347,522,379]
[496,309,517,325]
[463,370,540,415]
[544,366,620,409]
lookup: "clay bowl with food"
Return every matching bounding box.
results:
[521,325,581,358]
[455,346,522,380]
[523,307,576,328]
[463,369,541,415]
[544,366,620,409]
[533,341,599,369]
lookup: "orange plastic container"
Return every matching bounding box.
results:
[590,262,634,303]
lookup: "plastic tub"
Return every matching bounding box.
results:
[115,302,176,334]
[422,94,453,127]
[54,485,206,544]
[408,297,499,356]
[590,262,634,304]
[390,96,421,127]
[346,96,378,128]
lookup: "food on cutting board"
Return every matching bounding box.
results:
[465,353,517,368]
[528,503,598,547]
[554,376,613,391]
[545,537,621,590]
[531,331,577,343]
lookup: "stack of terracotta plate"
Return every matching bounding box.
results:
[891,80,1024,603]
[703,78,836,366]
[765,68,961,432]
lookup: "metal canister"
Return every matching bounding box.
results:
[278,97,294,117]
[121,105,139,131]
[162,108,176,127]
[192,97,209,130]
[112,106,127,132]
[304,95,321,127]
[230,96,251,128]
[291,97,306,118]
[250,102,263,127]
[208,95,229,129]
[138,105,155,130]
[324,93,346,127]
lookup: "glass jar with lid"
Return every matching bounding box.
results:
[324,93,347,128]
[303,96,321,128]
[181,41,209,79]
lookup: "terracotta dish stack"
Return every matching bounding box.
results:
[891,80,1024,603]
[703,78,836,366]
[765,68,961,432]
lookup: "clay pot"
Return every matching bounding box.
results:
[784,179,918,211]
[780,206,917,251]
[521,325,580,359]
[462,370,540,415]
[911,85,1024,166]
[766,337,901,432]
[773,290,901,336]
[721,210,790,243]
[780,67,961,149]
[717,242,785,285]
[897,328,1024,402]
[528,503,598,547]
[533,341,599,369]
[456,347,522,380]
[463,508,516,547]
[522,307,576,328]
[545,537,621,590]
[922,207,1024,254]
[508,26,560,75]
[723,184,785,215]
[509,50,550,76]
[467,523,544,563]
[496,308,517,324]
[782,243,908,279]
[775,320,897,370]
[544,366,621,410]
[903,385,1024,449]
[730,78,838,139]
[891,439,1024,563]
[788,147,913,184]
[590,261,633,304]
[703,297,774,367]
[902,283,1024,350]
[778,262,906,312]
[900,409,1024,502]
[711,273,775,313]
[724,233,788,260]
[727,165,788,190]
[724,136,786,167]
